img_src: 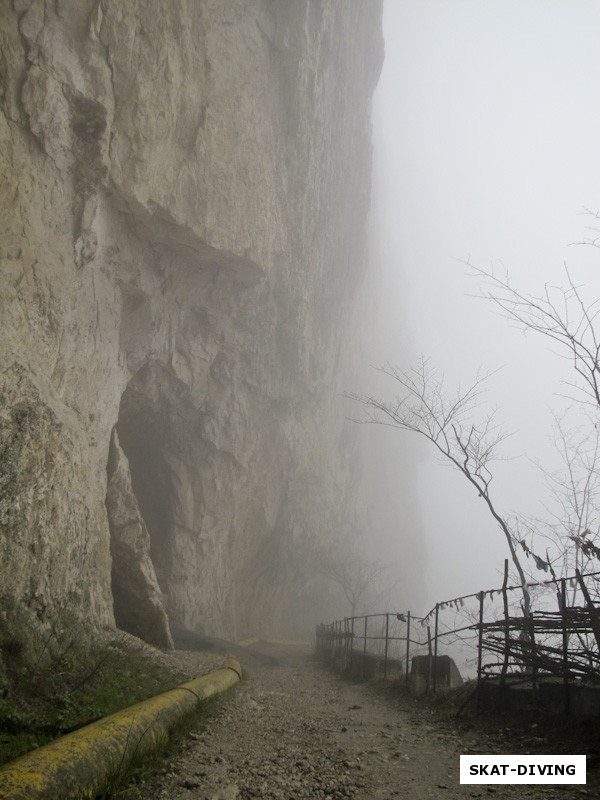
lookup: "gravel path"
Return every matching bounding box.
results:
[123,642,595,800]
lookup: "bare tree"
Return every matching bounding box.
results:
[543,413,600,570]
[322,551,391,618]
[465,254,600,583]
[349,357,532,616]
[572,207,600,250]
[466,261,600,409]
[516,412,600,601]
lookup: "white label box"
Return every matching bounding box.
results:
[460,755,586,784]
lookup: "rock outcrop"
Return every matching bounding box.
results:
[0,0,384,648]
[106,428,173,649]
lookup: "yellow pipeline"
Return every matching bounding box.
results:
[236,636,261,647]
[0,655,242,800]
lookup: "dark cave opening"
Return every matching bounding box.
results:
[104,361,197,648]
[106,360,207,645]
[115,363,178,593]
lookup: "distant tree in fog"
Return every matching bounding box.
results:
[349,357,532,616]
[538,413,600,576]
[322,551,391,618]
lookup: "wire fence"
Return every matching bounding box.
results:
[315,611,428,682]
[316,564,600,714]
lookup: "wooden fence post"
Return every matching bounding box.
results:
[476,591,484,710]
[433,604,439,693]
[384,613,389,679]
[363,616,368,680]
[576,569,600,653]
[405,611,411,685]
[560,579,570,716]
[501,559,509,687]
[426,625,432,693]
[333,620,338,666]
[343,617,349,672]
[529,613,538,697]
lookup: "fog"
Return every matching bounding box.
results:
[361,0,600,614]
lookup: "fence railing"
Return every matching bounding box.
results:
[316,564,600,713]
[315,611,426,682]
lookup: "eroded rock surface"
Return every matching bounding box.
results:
[106,428,173,649]
[0,1,383,647]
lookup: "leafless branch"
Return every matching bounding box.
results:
[464,260,600,408]
[321,552,391,618]
[349,358,531,615]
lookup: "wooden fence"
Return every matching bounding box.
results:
[315,611,425,682]
[316,565,600,713]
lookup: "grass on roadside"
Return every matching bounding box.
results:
[95,690,229,799]
[1,623,240,798]
[0,632,189,767]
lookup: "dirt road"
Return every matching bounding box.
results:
[123,642,594,800]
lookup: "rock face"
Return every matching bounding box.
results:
[105,429,173,649]
[0,1,383,648]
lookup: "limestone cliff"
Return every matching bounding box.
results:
[0,0,383,648]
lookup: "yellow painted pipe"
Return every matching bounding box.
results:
[0,655,242,800]
[236,636,260,647]
[264,638,311,647]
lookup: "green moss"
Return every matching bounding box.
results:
[95,691,228,799]
[0,635,188,767]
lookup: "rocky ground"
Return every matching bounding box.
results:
[118,642,598,800]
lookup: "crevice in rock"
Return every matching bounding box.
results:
[105,426,173,649]
[112,361,203,636]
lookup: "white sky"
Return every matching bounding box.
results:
[367,0,600,611]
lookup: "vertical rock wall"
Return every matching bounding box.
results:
[0,0,384,646]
